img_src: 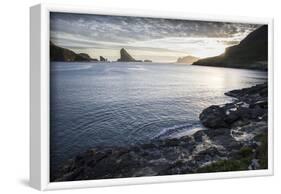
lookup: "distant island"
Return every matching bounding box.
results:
[177,55,199,64]
[192,25,268,70]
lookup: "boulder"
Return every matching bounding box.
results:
[199,105,229,128]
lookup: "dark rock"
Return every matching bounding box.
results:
[199,105,229,128]
[204,128,230,138]
[100,56,107,62]
[50,41,93,62]
[225,83,268,100]
[200,83,268,129]
[164,138,182,147]
[250,100,268,109]
[225,110,240,124]
[193,130,206,142]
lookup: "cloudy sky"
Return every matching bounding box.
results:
[50,12,260,62]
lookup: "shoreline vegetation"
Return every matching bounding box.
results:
[51,83,268,182]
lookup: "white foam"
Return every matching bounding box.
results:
[152,123,203,140]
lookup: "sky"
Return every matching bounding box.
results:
[50,12,260,62]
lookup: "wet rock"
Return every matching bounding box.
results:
[200,83,267,129]
[199,105,229,128]
[248,159,260,170]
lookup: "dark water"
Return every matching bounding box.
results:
[50,62,267,169]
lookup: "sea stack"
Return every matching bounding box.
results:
[100,56,107,62]
[118,48,136,62]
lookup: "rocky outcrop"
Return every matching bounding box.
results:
[78,53,91,60]
[177,55,199,64]
[118,48,137,62]
[51,83,268,182]
[50,42,93,62]
[193,25,268,70]
[200,83,268,129]
[100,56,107,62]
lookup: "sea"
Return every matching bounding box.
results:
[50,62,267,169]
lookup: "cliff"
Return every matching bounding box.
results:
[50,42,93,62]
[177,55,199,64]
[192,25,268,70]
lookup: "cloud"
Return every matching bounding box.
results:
[50,12,261,60]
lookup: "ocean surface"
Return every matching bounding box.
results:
[50,62,267,170]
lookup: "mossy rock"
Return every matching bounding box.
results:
[254,133,268,169]
[237,146,253,158]
[196,158,251,173]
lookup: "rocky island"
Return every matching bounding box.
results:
[192,25,268,70]
[117,48,137,62]
[51,83,268,182]
[100,56,107,62]
[117,48,151,62]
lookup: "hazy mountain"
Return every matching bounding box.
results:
[177,55,199,64]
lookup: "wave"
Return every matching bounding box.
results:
[127,66,147,71]
[152,123,202,140]
[52,65,92,72]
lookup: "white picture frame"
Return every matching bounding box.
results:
[30,3,274,191]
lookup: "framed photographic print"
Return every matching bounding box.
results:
[30,3,274,190]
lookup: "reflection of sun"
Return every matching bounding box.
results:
[200,67,243,90]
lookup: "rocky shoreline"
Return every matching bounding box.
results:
[51,83,268,182]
